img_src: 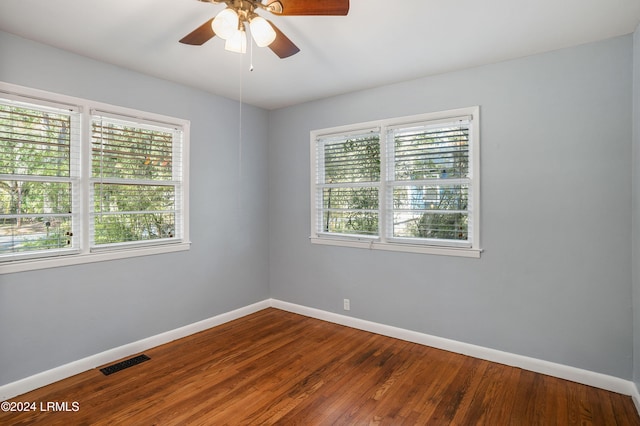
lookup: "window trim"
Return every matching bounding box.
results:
[0,82,190,274]
[310,107,481,258]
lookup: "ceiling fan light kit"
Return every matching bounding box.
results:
[180,0,349,58]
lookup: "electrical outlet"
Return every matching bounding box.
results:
[343,298,350,311]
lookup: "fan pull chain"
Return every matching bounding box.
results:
[238,51,243,182]
[249,33,254,72]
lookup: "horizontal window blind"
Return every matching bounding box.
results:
[91,113,183,248]
[91,118,175,181]
[0,97,80,258]
[320,132,380,183]
[392,119,470,181]
[389,118,471,245]
[316,132,380,236]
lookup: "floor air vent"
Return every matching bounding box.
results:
[100,354,150,376]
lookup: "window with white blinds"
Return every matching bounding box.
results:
[0,96,80,260]
[311,107,480,257]
[388,118,471,245]
[91,113,183,248]
[0,82,190,272]
[315,130,380,237]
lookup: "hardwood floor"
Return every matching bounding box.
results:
[2,308,639,425]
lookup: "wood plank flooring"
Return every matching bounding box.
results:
[1,308,639,425]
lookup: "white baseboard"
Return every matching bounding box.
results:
[632,383,640,414]
[2,297,638,410]
[0,300,270,401]
[270,299,637,398]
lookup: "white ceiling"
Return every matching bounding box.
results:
[1,0,639,110]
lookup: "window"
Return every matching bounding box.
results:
[317,130,380,236]
[90,113,184,248]
[0,82,189,273]
[311,107,480,257]
[0,97,81,258]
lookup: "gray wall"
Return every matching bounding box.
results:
[268,35,634,379]
[0,32,270,386]
[633,25,640,390]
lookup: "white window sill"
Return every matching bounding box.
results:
[310,237,482,258]
[0,242,191,275]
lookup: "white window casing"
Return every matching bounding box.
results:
[310,107,481,258]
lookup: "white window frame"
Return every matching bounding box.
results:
[310,107,481,258]
[0,82,190,274]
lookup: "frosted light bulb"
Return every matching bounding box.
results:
[249,16,276,47]
[212,8,239,40]
[225,29,247,53]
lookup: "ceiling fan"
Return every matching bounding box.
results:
[179,0,349,58]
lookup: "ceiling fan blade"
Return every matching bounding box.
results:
[267,21,300,58]
[264,0,349,16]
[179,18,216,45]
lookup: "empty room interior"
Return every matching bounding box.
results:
[2,0,640,423]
